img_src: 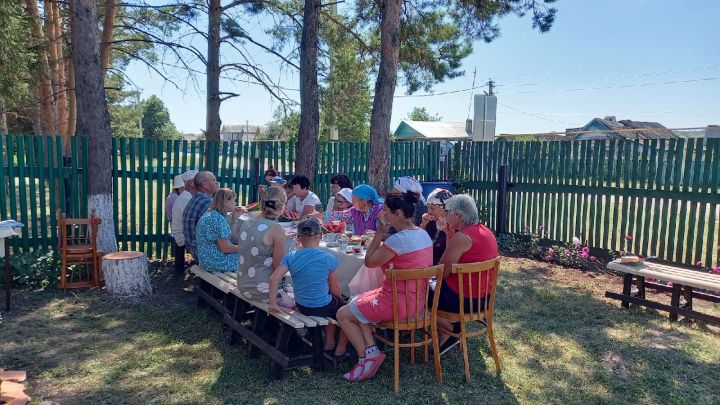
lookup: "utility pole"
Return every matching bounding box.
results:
[487,78,495,96]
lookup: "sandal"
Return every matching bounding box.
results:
[343,361,366,382]
[358,352,386,381]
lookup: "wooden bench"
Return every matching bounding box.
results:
[605,260,720,325]
[189,265,338,378]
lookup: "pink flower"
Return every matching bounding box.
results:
[590,256,596,261]
[667,282,673,287]
[564,249,570,256]
[625,235,632,241]
[581,252,589,259]
[548,248,555,255]
[582,246,590,254]
[647,277,655,283]
[545,255,553,261]
[696,260,703,267]
[713,267,720,274]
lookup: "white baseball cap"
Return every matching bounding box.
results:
[173,175,185,189]
[182,169,198,182]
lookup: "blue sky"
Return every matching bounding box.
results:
[125,0,720,135]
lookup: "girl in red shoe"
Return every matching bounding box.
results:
[336,191,433,382]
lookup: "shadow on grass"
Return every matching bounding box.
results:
[3,262,719,403]
[496,265,720,403]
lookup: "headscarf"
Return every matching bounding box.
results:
[352,184,383,205]
[336,188,353,205]
[393,176,425,202]
[426,188,453,208]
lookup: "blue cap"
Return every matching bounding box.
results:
[352,184,383,205]
[269,176,286,184]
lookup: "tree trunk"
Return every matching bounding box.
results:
[296,0,321,180]
[102,251,152,298]
[24,0,55,135]
[100,0,116,77]
[53,0,70,145]
[67,57,77,136]
[0,98,7,136]
[44,0,60,136]
[205,0,222,142]
[71,0,118,254]
[368,0,401,194]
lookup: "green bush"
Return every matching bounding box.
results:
[8,249,60,290]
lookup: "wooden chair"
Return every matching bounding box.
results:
[437,257,501,382]
[57,209,102,290]
[373,265,444,393]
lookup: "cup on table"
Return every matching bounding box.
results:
[326,233,339,243]
[352,246,362,255]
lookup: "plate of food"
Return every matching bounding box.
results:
[618,255,644,265]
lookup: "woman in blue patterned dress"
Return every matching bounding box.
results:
[195,188,243,272]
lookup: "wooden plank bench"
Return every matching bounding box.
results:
[189,265,338,378]
[605,259,720,325]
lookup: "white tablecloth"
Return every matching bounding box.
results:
[317,241,366,296]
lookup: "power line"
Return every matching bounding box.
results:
[496,101,576,125]
[507,77,720,95]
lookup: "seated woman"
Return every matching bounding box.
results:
[326,174,353,212]
[390,176,427,226]
[428,194,498,354]
[236,187,288,299]
[336,192,433,382]
[420,188,453,265]
[341,184,383,235]
[195,188,243,272]
[323,187,353,222]
[286,175,322,218]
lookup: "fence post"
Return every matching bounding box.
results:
[63,155,72,217]
[496,164,512,234]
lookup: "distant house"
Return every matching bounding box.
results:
[221,124,266,141]
[497,133,570,142]
[567,116,678,141]
[393,120,471,140]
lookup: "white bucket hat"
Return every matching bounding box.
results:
[336,188,353,204]
[173,175,185,189]
[182,169,198,182]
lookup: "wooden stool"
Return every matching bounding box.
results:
[102,251,152,298]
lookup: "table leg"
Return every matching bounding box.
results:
[636,276,645,299]
[4,242,11,311]
[621,274,633,308]
[670,284,682,322]
[683,286,694,311]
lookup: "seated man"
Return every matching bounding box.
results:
[183,171,219,260]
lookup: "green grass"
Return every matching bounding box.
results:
[2,259,720,404]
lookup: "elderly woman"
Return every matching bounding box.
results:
[336,191,433,382]
[420,188,454,265]
[195,188,244,272]
[390,176,427,226]
[236,187,288,299]
[326,174,353,212]
[429,194,498,354]
[324,187,353,222]
[341,184,383,235]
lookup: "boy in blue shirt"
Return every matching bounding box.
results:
[269,218,349,358]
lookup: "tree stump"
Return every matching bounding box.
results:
[102,251,151,298]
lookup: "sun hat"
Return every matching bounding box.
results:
[297,218,322,236]
[173,175,185,189]
[182,169,199,182]
[336,188,353,204]
[426,188,453,208]
[393,176,425,201]
[352,184,383,205]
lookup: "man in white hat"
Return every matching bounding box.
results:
[171,169,198,274]
[165,175,186,223]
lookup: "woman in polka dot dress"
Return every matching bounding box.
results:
[236,187,288,300]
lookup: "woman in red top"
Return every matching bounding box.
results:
[428,194,499,353]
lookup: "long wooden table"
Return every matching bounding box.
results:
[605,259,720,325]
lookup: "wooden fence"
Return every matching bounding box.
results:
[0,135,441,258]
[1,135,717,267]
[452,138,720,267]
